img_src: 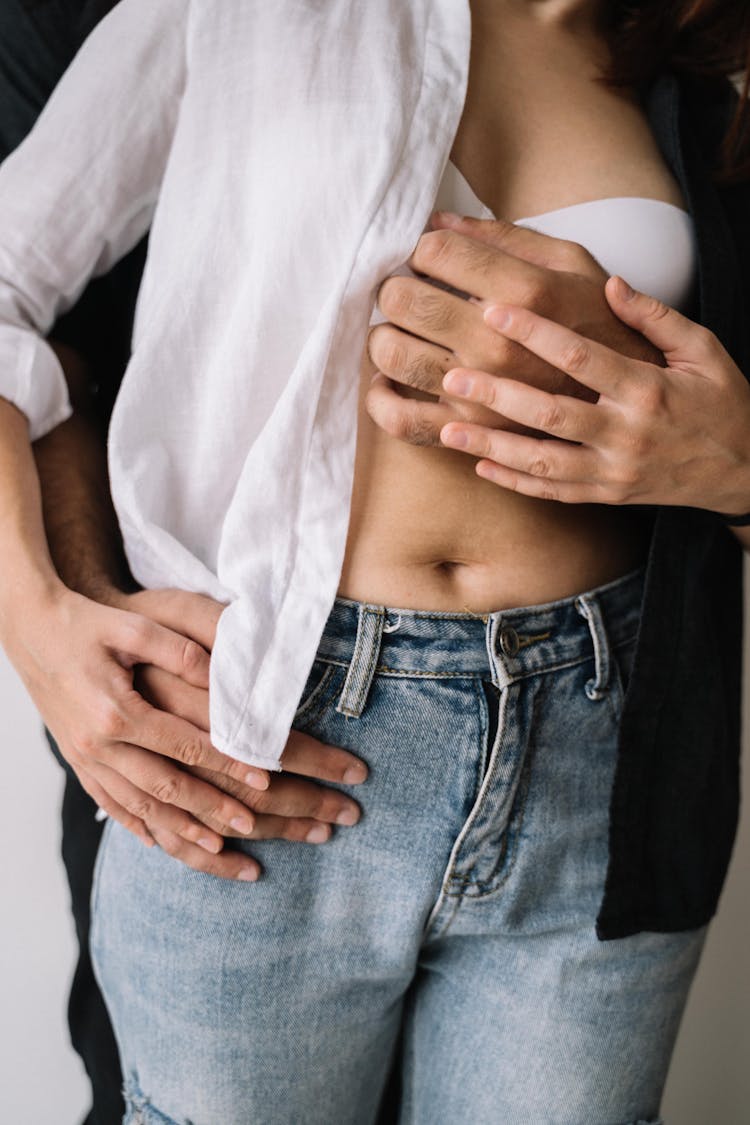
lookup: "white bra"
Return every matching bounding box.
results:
[370,159,698,326]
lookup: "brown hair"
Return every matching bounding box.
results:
[603,1,750,181]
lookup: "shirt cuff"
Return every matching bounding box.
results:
[0,329,73,440]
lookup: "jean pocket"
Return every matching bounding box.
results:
[292,658,339,722]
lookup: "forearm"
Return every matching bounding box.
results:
[0,396,64,646]
[33,408,134,604]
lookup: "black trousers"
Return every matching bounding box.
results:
[46,731,124,1125]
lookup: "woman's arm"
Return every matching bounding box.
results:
[437,276,750,543]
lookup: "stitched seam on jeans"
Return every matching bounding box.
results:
[293,663,337,721]
[293,667,344,727]
[447,686,540,898]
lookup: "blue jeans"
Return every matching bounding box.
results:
[90,565,707,1124]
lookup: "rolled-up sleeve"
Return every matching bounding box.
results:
[0,0,188,439]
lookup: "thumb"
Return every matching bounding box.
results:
[604,275,711,364]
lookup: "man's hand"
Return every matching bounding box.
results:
[5,581,367,881]
[365,211,664,446]
[96,586,369,879]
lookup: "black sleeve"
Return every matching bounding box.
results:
[0,0,147,425]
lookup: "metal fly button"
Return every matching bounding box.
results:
[498,626,520,658]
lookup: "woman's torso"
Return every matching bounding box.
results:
[338,3,688,612]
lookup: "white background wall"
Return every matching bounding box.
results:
[0,570,748,1124]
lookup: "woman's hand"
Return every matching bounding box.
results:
[5,583,367,881]
[365,213,663,446]
[439,276,750,516]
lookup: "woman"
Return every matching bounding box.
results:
[0,0,749,1121]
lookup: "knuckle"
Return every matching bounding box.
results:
[536,402,566,432]
[150,774,184,806]
[537,483,560,502]
[528,455,552,478]
[561,239,596,271]
[96,700,128,741]
[644,295,670,322]
[128,796,153,822]
[378,277,412,319]
[560,339,591,374]
[368,325,403,373]
[413,228,455,271]
[171,737,203,767]
[633,378,666,417]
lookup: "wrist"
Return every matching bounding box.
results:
[0,569,68,654]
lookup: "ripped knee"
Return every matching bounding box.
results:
[123,1075,192,1125]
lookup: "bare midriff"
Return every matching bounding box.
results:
[337,2,683,614]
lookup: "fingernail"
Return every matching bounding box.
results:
[442,428,468,448]
[336,807,360,826]
[238,866,259,882]
[444,372,473,396]
[485,306,513,330]
[245,770,269,790]
[231,816,254,835]
[432,210,462,227]
[343,765,367,784]
[615,276,636,300]
[197,836,222,854]
[306,825,330,843]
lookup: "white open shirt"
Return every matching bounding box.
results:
[0,0,473,769]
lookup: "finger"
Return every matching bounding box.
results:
[243,770,363,824]
[483,304,645,399]
[428,211,596,272]
[136,664,209,731]
[107,609,211,690]
[604,275,718,368]
[101,740,259,839]
[439,420,599,485]
[365,372,457,447]
[473,458,603,504]
[367,322,455,395]
[148,826,261,882]
[281,729,368,785]
[376,275,476,352]
[119,692,271,792]
[246,812,334,844]
[410,227,551,305]
[75,765,155,848]
[82,756,225,853]
[441,368,603,444]
[129,589,224,651]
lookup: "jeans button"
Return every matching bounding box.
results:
[498,626,520,657]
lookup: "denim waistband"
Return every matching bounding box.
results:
[316,565,645,718]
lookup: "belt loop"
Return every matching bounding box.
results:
[335,605,386,718]
[575,593,611,701]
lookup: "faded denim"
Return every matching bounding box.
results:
[90,565,707,1124]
